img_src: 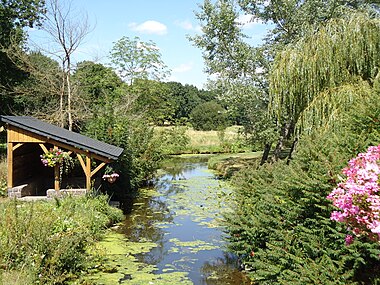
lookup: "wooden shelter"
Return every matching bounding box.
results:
[0,116,124,198]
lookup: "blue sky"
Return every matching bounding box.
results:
[28,0,270,88]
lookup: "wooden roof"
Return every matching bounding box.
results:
[0,116,124,160]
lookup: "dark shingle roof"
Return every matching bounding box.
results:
[0,116,124,160]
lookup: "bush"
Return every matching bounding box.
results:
[190,101,228,131]
[84,96,163,192]
[154,126,190,155]
[0,195,124,284]
[225,90,380,284]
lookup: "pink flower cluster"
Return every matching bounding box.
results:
[102,173,119,180]
[327,145,380,245]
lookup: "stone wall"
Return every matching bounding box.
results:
[46,189,87,199]
[8,180,40,198]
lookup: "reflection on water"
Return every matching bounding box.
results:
[119,155,250,285]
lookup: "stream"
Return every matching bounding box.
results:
[84,156,250,285]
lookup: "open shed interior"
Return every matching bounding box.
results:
[1,116,124,198]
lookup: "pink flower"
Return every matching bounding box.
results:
[327,144,380,244]
[345,234,354,246]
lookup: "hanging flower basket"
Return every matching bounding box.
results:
[40,148,67,167]
[102,173,119,183]
[102,165,120,183]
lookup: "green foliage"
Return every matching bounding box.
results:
[0,155,6,197]
[238,0,379,45]
[109,36,170,84]
[190,101,229,131]
[225,86,380,283]
[191,0,258,79]
[129,79,176,125]
[0,0,46,115]
[154,126,190,155]
[0,181,6,197]
[270,13,380,132]
[4,51,62,120]
[165,81,216,123]
[83,93,163,191]
[73,61,122,105]
[192,0,379,154]
[0,195,124,284]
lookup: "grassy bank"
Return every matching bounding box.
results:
[208,152,263,178]
[0,153,6,197]
[155,125,251,155]
[0,195,124,285]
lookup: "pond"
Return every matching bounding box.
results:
[85,155,250,285]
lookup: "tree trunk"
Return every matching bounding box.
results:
[260,142,272,165]
[287,137,298,165]
[66,58,73,131]
[59,62,65,128]
[272,122,291,161]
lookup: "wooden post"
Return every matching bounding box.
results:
[54,146,60,191]
[54,165,60,191]
[86,155,91,190]
[7,142,13,189]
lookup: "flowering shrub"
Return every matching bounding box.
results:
[327,145,380,245]
[41,148,67,167]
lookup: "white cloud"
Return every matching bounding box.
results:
[173,62,193,73]
[176,20,193,30]
[128,20,168,35]
[175,20,202,32]
[176,20,195,31]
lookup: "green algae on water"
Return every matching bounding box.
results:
[81,231,192,285]
[169,238,219,253]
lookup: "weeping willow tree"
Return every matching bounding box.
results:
[269,12,380,138]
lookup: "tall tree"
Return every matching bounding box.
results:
[192,0,380,160]
[269,13,380,136]
[0,0,46,114]
[73,61,122,104]
[40,0,91,130]
[109,36,170,85]
[8,50,62,119]
[128,79,175,125]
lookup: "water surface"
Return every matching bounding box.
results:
[87,156,250,285]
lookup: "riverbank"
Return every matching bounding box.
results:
[155,126,252,155]
[0,195,124,284]
[208,152,262,178]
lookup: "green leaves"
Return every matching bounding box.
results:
[269,13,380,134]
[109,36,170,84]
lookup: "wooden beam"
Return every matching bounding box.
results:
[46,140,112,163]
[39,143,48,154]
[12,143,23,151]
[86,155,91,190]
[77,153,86,173]
[7,142,13,189]
[91,162,106,177]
